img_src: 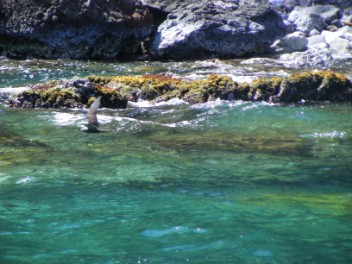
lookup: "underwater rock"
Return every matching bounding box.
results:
[0,129,51,166]
[7,70,352,108]
[148,129,313,157]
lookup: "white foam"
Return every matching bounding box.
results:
[51,112,114,126]
[300,131,346,139]
[16,176,34,185]
[189,98,224,110]
[51,112,85,126]
[128,98,187,108]
[0,86,29,93]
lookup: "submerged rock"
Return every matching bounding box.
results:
[7,70,352,108]
[150,129,313,157]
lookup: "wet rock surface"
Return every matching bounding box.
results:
[7,70,352,108]
[7,79,128,109]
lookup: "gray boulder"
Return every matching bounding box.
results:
[288,6,326,35]
[148,1,286,59]
[0,0,153,59]
[271,31,308,53]
[304,5,341,24]
[278,26,352,68]
[321,28,352,60]
[342,7,352,23]
[282,0,351,12]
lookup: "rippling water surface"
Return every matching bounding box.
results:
[1,58,352,263]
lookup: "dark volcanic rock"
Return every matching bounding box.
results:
[0,0,153,59]
[145,0,286,59]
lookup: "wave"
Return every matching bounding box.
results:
[128,98,187,108]
[300,131,347,139]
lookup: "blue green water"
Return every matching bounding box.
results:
[1,58,352,263]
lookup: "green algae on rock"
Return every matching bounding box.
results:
[86,70,352,104]
[276,71,352,103]
[88,74,182,102]
[7,79,128,109]
[7,70,352,108]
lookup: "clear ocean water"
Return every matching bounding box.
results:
[0,58,352,263]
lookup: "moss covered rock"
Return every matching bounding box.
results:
[277,71,352,103]
[7,70,352,108]
[8,79,127,109]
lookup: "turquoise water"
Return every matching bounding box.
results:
[1,59,352,263]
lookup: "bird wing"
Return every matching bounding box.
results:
[87,96,101,128]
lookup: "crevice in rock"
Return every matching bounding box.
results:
[145,5,168,29]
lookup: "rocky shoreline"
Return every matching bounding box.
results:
[1,1,352,108]
[6,70,352,108]
[0,0,351,68]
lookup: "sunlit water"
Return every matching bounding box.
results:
[1,58,352,263]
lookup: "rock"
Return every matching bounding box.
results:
[327,0,352,9]
[321,29,352,61]
[7,79,128,109]
[148,1,286,59]
[327,25,339,32]
[309,28,321,36]
[277,24,352,68]
[7,70,352,107]
[288,6,326,35]
[304,5,341,24]
[282,0,313,12]
[284,20,296,33]
[271,31,308,53]
[279,49,332,68]
[307,35,328,47]
[342,7,352,22]
[0,0,153,59]
[331,19,343,28]
[282,0,351,12]
[275,71,352,102]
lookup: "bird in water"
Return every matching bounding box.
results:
[84,96,104,133]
